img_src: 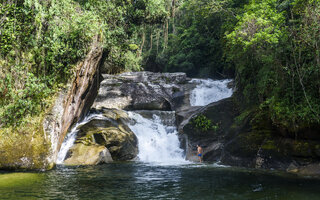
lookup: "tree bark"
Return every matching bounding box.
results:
[138,26,145,57]
[149,28,153,51]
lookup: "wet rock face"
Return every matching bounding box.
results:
[58,42,103,150]
[92,72,196,112]
[70,109,138,161]
[181,98,238,162]
[43,40,104,166]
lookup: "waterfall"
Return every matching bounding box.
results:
[127,111,189,165]
[56,113,106,164]
[190,79,233,106]
[56,77,234,165]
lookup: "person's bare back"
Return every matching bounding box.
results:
[197,145,203,163]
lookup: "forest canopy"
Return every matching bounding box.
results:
[1,0,319,135]
[0,0,169,126]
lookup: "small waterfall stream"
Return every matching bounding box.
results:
[127,111,188,165]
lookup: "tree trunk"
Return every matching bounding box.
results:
[163,20,169,51]
[172,0,176,34]
[138,26,145,57]
[156,29,160,54]
[149,28,153,52]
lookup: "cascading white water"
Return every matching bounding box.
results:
[127,111,189,165]
[56,113,107,164]
[56,128,77,164]
[190,79,233,106]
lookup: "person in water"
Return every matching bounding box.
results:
[197,145,203,163]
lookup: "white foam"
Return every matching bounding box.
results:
[128,111,189,165]
[190,79,233,106]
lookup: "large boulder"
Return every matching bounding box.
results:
[66,109,138,163]
[92,72,196,112]
[181,97,320,176]
[64,143,112,165]
[180,98,238,162]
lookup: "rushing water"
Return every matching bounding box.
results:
[190,79,233,106]
[127,111,188,165]
[1,163,320,200]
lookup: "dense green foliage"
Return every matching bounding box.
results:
[1,0,320,135]
[0,0,168,127]
[192,115,219,133]
[140,0,320,134]
[143,0,248,78]
[225,0,320,132]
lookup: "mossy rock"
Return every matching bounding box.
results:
[182,98,239,162]
[279,139,320,158]
[102,109,129,122]
[77,118,117,134]
[77,126,138,160]
[232,131,269,156]
[64,143,112,165]
[0,119,52,170]
[74,109,138,161]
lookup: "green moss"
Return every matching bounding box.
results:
[172,87,180,93]
[109,83,122,87]
[77,132,96,145]
[0,121,52,170]
[232,130,273,156]
[291,141,312,157]
[261,139,277,150]
[64,143,108,166]
[234,109,253,126]
[0,95,57,170]
[0,173,44,188]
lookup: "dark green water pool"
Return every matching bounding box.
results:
[1,162,320,200]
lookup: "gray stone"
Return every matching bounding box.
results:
[92,72,196,112]
[180,98,238,163]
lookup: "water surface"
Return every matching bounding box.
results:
[1,162,320,200]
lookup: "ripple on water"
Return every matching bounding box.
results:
[1,163,320,199]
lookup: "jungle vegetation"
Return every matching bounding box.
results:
[1,0,319,135]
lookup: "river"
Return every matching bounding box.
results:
[1,163,320,199]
